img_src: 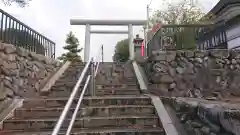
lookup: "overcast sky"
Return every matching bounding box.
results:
[0,0,219,61]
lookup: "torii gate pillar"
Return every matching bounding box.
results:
[128,24,133,60]
[84,24,91,61]
[70,19,146,62]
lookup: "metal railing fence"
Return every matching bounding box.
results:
[0,9,55,58]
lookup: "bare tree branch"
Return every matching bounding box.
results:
[150,0,204,26]
[1,0,31,7]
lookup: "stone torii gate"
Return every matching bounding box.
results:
[70,19,146,62]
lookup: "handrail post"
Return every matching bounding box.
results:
[90,62,96,96]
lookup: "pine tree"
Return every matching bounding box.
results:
[58,31,83,62]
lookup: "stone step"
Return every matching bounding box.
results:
[57,77,137,83]
[63,67,85,72]
[68,65,86,69]
[56,75,82,80]
[58,74,84,80]
[50,84,138,92]
[60,74,82,78]
[69,62,86,66]
[47,89,141,97]
[22,96,152,109]
[53,81,138,87]
[14,105,156,119]
[55,79,138,84]
[62,68,84,72]
[67,66,85,70]
[59,69,86,76]
[3,116,160,130]
[0,127,164,135]
[43,89,86,97]
[96,80,138,85]
[54,78,84,83]
[96,84,138,89]
[96,89,140,95]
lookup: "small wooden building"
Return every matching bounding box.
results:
[197,0,240,50]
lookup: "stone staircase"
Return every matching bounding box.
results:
[0,62,165,135]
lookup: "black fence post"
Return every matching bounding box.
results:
[0,13,3,41]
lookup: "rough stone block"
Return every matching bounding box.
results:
[0,42,61,101]
[166,51,176,62]
[194,50,207,58]
[184,50,195,58]
[152,51,167,61]
[209,49,229,58]
[146,49,240,99]
[4,43,16,54]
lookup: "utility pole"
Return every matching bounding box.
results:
[146,0,152,44]
[101,45,104,62]
[145,0,152,56]
[143,26,147,56]
[145,5,149,43]
[145,5,150,46]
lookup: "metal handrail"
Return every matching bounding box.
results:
[66,76,91,135]
[51,45,103,135]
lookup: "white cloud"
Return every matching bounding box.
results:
[0,0,219,61]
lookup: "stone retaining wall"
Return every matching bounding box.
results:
[0,43,61,102]
[147,50,240,99]
[167,97,240,135]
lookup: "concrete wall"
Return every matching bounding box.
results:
[146,50,240,99]
[0,43,61,103]
[227,23,240,49]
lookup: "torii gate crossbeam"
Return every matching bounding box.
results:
[70,20,146,26]
[70,19,146,62]
[90,30,129,34]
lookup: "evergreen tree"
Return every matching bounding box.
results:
[58,31,83,62]
[113,38,129,62]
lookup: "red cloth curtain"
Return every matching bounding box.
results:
[152,23,161,34]
[141,41,144,56]
[141,23,161,56]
